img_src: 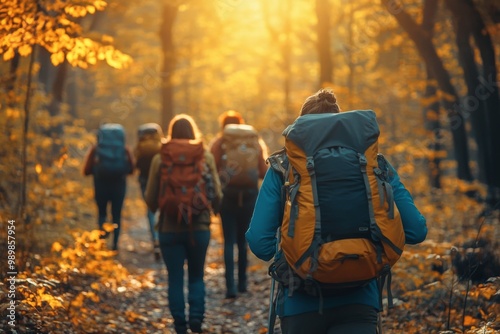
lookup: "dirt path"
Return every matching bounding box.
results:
[112,182,275,333]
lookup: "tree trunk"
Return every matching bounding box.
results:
[446,0,500,203]
[421,0,442,189]
[7,52,21,100]
[447,4,490,184]
[46,61,68,157]
[316,0,333,88]
[382,0,473,182]
[38,47,56,94]
[160,4,179,131]
[67,11,109,119]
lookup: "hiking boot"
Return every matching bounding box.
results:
[174,319,187,334]
[189,319,203,333]
[238,280,247,293]
[225,291,236,299]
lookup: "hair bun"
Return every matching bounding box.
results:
[317,89,336,104]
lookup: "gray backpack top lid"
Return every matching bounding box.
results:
[283,110,380,155]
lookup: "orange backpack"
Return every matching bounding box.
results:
[158,139,213,224]
[268,110,405,298]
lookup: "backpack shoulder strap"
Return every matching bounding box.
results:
[266,147,289,225]
[267,148,288,180]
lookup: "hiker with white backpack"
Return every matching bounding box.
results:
[209,110,269,299]
[246,89,427,334]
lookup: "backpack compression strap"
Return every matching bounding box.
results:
[293,156,323,274]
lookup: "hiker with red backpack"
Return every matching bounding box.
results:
[134,123,164,260]
[209,110,269,299]
[145,114,222,334]
[246,89,427,334]
[83,123,135,251]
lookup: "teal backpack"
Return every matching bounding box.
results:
[94,123,129,177]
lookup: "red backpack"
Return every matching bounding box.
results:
[158,139,212,224]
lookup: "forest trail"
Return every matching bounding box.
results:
[107,181,273,333]
[3,181,499,333]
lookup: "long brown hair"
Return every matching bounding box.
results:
[300,88,341,116]
[167,114,202,141]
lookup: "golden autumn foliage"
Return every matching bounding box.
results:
[0,0,132,69]
[1,0,499,332]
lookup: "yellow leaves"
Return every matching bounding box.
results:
[71,291,99,309]
[64,1,107,18]
[3,48,15,61]
[51,51,65,66]
[21,286,64,310]
[84,291,100,303]
[476,284,499,301]
[63,38,132,69]
[71,293,85,308]
[101,34,114,43]
[125,310,141,323]
[65,5,89,18]
[463,315,478,327]
[5,108,21,119]
[93,0,108,11]
[102,222,116,233]
[39,288,65,309]
[56,153,68,168]
[1,0,128,70]
[52,242,63,252]
[103,49,133,70]
[35,164,43,174]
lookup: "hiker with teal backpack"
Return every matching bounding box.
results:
[83,123,135,251]
[245,89,427,334]
[145,114,223,334]
[134,123,164,260]
[209,110,269,299]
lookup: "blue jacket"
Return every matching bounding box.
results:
[245,157,427,317]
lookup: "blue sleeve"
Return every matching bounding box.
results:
[246,168,283,261]
[388,164,428,245]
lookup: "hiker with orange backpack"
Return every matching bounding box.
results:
[209,110,268,299]
[145,114,222,334]
[83,123,135,251]
[246,89,427,334]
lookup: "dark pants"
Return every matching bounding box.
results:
[280,304,378,334]
[159,230,210,334]
[219,187,258,296]
[139,176,158,243]
[94,177,126,250]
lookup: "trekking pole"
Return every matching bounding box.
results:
[268,274,276,334]
[267,228,281,334]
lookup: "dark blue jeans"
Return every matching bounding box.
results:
[94,176,126,250]
[159,230,210,332]
[280,304,378,334]
[219,187,258,295]
[139,176,158,243]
